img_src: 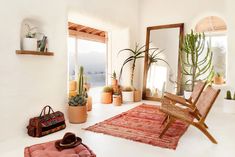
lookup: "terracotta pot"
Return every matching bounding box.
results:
[113,95,122,106]
[112,79,118,86]
[69,90,77,98]
[87,96,92,111]
[122,91,134,102]
[68,105,87,124]
[101,92,112,104]
[214,76,224,85]
[134,90,142,102]
[69,80,77,91]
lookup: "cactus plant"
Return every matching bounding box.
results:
[225,90,232,100]
[181,30,214,91]
[69,66,87,106]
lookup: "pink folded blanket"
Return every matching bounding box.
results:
[24,140,96,157]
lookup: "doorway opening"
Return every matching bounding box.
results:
[68,22,108,103]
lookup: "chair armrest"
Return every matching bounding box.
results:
[164,92,193,109]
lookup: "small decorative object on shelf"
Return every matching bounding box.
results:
[111,71,118,86]
[223,90,235,113]
[23,23,38,51]
[38,35,48,52]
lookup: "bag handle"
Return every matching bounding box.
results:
[39,105,55,117]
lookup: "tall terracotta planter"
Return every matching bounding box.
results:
[101,92,112,104]
[87,96,92,111]
[134,90,142,102]
[68,105,87,124]
[113,95,122,106]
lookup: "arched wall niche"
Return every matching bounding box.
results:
[194,15,228,83]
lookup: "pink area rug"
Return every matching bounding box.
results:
[85,104,190,149]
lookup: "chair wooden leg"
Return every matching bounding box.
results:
[195,124,217,144]
[195,116,208,128]
[160,115,169,126]
[159,116,174,138]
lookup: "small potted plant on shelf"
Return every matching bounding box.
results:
[101,86,113,104]
[68,66,88,124]
[23,23,38,51]
[213,72,224,85]
[122,86,134,102]
[85,89,92,111]
[223,90,235,113]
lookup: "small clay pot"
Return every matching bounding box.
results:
[101,92,112,104]
[214,76,224,85]
[113,95,122,106]
[87,96,92,111]
[84,83,91,91]
[68,105,87,124]
[134,90,142,102]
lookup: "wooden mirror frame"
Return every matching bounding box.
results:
[142,23,184,101]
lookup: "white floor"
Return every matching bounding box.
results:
[1,100,235,157]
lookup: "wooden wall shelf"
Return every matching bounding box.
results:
[16,50,54,56]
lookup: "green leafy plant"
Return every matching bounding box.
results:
[181,30,213,91]
[69,66,87,106]
[225,90,232,100]
[25,23,37,38]
[118,43,146,87]
[147,48,169,71]
[103,86,113,93]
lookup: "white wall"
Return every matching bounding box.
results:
[0,0,139,141]
[0,0,68,141]
[138,0,227,90]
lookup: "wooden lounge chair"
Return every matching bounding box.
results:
[164,81,207,110]
[159,86,220,144]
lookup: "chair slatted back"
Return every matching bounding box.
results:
[195,86,220,119]
[190,81,207,105]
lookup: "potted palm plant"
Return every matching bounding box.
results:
[101,86,113,104]
[68,66,88,124]
[122,86,134,102]
[23,23,38,51]
[119,43,148,102]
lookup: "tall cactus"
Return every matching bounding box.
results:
[77,66,84,95]
[181,30,213,91]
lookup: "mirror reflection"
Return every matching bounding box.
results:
[143,24,184,100]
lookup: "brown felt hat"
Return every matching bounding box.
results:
[55,132,82,151]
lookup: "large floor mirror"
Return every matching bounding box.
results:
[142,23,184,101]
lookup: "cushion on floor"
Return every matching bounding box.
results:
[24,140,96,157]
